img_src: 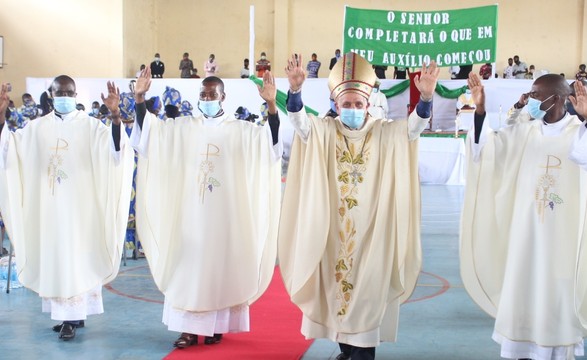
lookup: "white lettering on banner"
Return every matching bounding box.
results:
[350,49,374,61]
[387,12,395,23]
[398,12,450,25]
[382,52,431,67]
[450,28,472,43]
[381,49,491,66]
[477,26,493,38]
[349,27,436,44]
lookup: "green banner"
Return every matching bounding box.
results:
[343,5,498,67]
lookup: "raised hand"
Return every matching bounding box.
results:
[569,81,587,119]
[285,54,306,92]
[516,92,529,108]
[467,72,486,114]
[135,67,152,101]
[0,83,10,124]
[413,60,440,101]
[101,81,121,125]
[257,71,277,114]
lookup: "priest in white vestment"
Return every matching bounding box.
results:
[131,68,282,349]
[278,53,439,360]
[367,80,389,119]
[0,78,134,341]
[461,73,587,360]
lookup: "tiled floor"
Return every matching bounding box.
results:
[0,185,584,359]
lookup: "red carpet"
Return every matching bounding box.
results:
[164,267,312,360]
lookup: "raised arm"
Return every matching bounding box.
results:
[408,61,440,137]
[285,54,311,141]
[134,67,152,130]
[101,81,122,151]
[256,71,280,145]
[569,80,587,122]
[467,72,486,144]
[0,83,9,136]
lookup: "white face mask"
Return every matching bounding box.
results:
[154,57,160,62]
[527,94,555,120]
[339,108,365,129]
[53,96,77,114]
[198,100,222,117]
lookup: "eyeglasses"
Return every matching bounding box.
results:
[53,90,76,97]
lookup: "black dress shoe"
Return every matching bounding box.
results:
[58,323,76,340]
[52,320,85,332]
[204,333,223,345]
[335,353,351,360]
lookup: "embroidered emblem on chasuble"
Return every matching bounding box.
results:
[47,138,69,195]
[535,154,564,222]
[334,130,372,317]
[198,143,222,203]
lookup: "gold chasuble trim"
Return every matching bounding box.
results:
[198,143,222,203]
[334,130,372,317]
[48,138,69,195]
[535,154,564,223]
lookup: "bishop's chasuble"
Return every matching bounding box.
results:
[132,113,281,315]
[279,110,427,347]
[0,111,134,299]
[461,115,587,353]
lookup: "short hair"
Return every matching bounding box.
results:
[312,53,317,57]
[536,74,571,98]
[202,76,225,93]
[154,53,160,57]
[165,104,179,118]
[183,52,189,57]
[52,75,76,90]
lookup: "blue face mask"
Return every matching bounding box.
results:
[339,108,365,129]
[198,100,222,117]
[329,99,337,113]
[53,96,77,114]
[527,94,554,120]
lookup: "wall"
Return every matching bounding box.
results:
[123,0,275,80]
[0,0,586,104]
[0,0,124,100]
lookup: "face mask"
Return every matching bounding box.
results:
[339,108,365,129]
[527,95,554,120]
[330,100,337,113]
[53,96,77,114]
[198,100,222,117]
[373,88,379,93]
[91,108,99,115]
[261,56,266,60]
[154,57,160,62]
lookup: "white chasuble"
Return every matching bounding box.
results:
[279,116,422,343]
[461,117,587,348]
[134,113,281,312]
[0,111,134,298]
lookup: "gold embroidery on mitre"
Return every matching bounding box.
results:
[328,52,377,101]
